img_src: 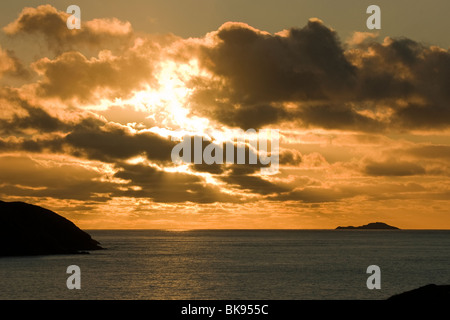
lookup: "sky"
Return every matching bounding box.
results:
[0,1,449,229]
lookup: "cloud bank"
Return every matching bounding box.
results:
[0,5,449,228]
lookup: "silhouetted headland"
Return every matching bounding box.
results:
[0,200,103,256]
[336,222,399,230]
[388,284,450,300]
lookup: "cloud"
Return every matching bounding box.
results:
[180,21,450,132]
[64,119,176,163]
[363,159,426,176]
[269,186,353,203]
[3,6,180,104]
[1,6,449,217]
[97,105,157,128]
[294,103,384,132]
[0,88,68,134]
[188,19,358,129]
[3,5,133,53]
[220,171,287,196]
[0,155,113,201]
[346,31,379,46]
[4,6,449,132]
[349,38,450,129]
[0,154,237,204]
[112,162,238,203]
[405,145,450,160]
[268,180,439,203]
[0,89,177,164]
[202,20,356,103]
[32,49,156,103]
[0,46,29,79]
[279,149,302,166]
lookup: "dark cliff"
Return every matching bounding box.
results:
[388,284,450,300]
[0,200,103,256]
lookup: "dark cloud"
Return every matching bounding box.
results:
[200,20,356,103]
[196,103,287,130]
[189,19,357,129]
[351,38,450,129]
[0,92,176,164]
[0,89,68,134]
[0,136,64,154]
[392,103,450,130]
[363,159,426,176]
[112,162,237,203]
[5,104,65,133]
[64,119,176,163]
[349,39,419,101]
[174,134,277,173]
[184,21,450,131]
[295,103,384,132]
[220,171,287,195]
[279,149,302,166]
[0,155,238,204]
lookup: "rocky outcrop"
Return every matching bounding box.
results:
[388,284,450,300]
[0,200,103,256]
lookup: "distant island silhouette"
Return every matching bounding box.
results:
[336,222,399,230]
[0,200,103,256]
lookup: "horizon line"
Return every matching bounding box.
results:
[83,228,450,231]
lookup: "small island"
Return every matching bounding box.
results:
[0,200,103,256]
[336,222,399,230]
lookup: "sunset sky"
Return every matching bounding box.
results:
[0,1,449,229]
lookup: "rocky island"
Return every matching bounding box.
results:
[0,200,103,256]
[336,222,399,230]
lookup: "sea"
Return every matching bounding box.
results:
[1,230,449,300]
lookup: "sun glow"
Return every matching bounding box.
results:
[82,58,211,134]
[119,59,210,132]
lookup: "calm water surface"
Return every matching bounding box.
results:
[1,230,449,300]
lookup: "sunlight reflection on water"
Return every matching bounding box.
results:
[1,230,449,300]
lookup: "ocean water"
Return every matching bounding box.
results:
[0,230,449,300]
